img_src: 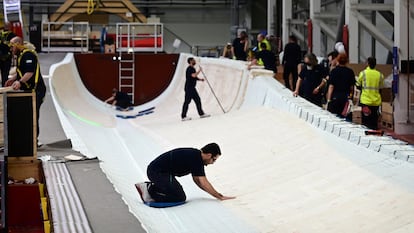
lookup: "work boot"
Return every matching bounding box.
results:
[135,182,155,203]
[200,114,210,118]
[181,116,192,121]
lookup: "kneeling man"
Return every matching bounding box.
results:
[136,143,235,203]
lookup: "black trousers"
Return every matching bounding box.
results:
[0,59,12,87]
[181,88,204,118]
[361,105,380,130]
[147,166,186,202]
[303,94,322,107]
[283,65,298,91]
[327,98,352,121]
[36,90,46,141]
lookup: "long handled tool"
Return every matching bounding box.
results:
[199,67,226,114]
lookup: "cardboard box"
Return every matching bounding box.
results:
[382,102,393,114]
[353,88,361,105]
[352,110,362,124]
[382,112,393,122]
[381,88,393,102]
[349,64,392,78]
[352,106,362,124]
[380,112,394,130]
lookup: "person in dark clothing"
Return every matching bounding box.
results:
[326,50,339,73]
[254,42,277,73]
[8,36,46,144]
[232,31,249,61]
[293,53,327,107]
[105,88,133,111]
[181,57,209,121]
[135,143,235,203]
[282,35,302,90]
[0,22,16,87]
[326,53,356,119]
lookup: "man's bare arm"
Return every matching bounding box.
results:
[191,67,203,80]
[104,96,115,104]
[193,176,235,200]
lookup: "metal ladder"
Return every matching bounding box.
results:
[118,50,135,104]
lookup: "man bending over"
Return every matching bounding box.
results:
[136,143,235,203]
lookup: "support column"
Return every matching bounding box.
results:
[310,0,322,56]
[282,0,292,46]
[231,0,240,39]
[345,0,359,63]
[267,0,276,36]
[394,0,414,134]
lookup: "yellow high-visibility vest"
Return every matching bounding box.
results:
[357,67,384,106]
[257,39,272,66]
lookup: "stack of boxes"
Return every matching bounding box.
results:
[380,88,393,130]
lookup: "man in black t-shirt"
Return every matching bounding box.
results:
[326,54,356,118]
[282,35,302,90]
[9,36,46,144]
[136,143,235,203]
[293,53,327,107]
[181,57,209,121]
[104,88,133,110]
[232,31,248,61]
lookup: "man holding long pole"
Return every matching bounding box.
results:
[181,57,210,121]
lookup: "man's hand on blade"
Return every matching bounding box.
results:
[219,195,236,201]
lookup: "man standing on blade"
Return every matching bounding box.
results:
[282,35,302,91]
[181,57,210,121]
[136,143,235,204]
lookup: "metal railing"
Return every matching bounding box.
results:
[115,23,163,53]
[163,26,192,54]
[41,21,89,53]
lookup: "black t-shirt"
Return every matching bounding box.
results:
[328,66,356,100]
[185,66,197,91]
[299,64,327,97]
[232,38,247,61]
[148,148,205,177]
[255,50,276,72]
[115,91,132,108]
[282,42,302,66]
[18,50,46,96]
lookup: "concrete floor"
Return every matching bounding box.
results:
[38,53,146,233]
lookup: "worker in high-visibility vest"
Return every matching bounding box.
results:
[356,57,384,130]
[7,36,46,146]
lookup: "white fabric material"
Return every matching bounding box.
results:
[43,162,93,233]
[49,53,414,232]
